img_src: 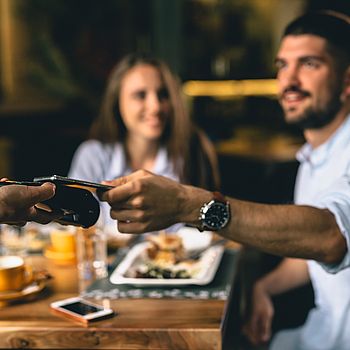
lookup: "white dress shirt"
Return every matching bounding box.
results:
[271,115,350,350]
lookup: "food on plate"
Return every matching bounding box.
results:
[130,232,200,279]
[146,232,185,265]
[135,262,193,279]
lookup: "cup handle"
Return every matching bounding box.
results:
[23,265,34,286]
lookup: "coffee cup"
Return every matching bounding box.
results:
[50,229,76,253]
[0,256,32,292]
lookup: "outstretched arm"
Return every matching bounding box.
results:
[100,170,346,264]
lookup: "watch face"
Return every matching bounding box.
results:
[204,202,230,230]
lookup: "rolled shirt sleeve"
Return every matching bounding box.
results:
[312,176,350,273]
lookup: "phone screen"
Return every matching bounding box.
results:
[60,301,103,315]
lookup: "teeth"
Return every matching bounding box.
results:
[285,93,302,101]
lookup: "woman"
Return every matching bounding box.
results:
[69,53,220,228]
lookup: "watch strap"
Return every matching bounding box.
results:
[212,191,227,203]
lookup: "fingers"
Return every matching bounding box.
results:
[242,314,260,345]
[25,183,56,207]
[102,175,129,187]
[4,220,27,226]
[253,316,271,345]
[110,208,132,221]
[117,221,148,234]
[102,169,151,186]
[100,170,153,202]
[243,318,268,346]
[30,208,63,225]
[110,208,146,223]
[260,314,272,343]
[18,183,57,224]
[100,186,131,206]
[242,298,273,346]
[100,178,140,204]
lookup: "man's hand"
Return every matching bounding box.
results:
[242,281,274,346]
[99,170,198,233]
[0,182,59,225]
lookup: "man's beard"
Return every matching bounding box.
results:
[284,91,342,130]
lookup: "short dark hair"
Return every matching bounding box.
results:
[283,11,350,70]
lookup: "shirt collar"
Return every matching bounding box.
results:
[296,114,350,167]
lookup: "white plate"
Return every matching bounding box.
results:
[175,227,212,251]
[109,241,224,286]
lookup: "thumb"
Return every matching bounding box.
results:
[102,169,153,187]
[102,175,131,187]
[260,315,272,342]
[25,183,56,207]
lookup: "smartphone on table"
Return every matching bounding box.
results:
[50,296,115,324]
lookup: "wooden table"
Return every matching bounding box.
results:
[0,255,233,350]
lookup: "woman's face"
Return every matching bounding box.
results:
[119,64,171,142]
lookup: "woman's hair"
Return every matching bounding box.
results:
[89,53,220,190]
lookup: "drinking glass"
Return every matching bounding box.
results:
[76,226,108,297]
[0,225,28,257]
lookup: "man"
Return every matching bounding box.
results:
[0,182,57,225]
[100,12,350,349]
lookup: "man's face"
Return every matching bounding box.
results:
[275,34,343,129]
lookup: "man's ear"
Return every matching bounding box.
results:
[341,66,350,102]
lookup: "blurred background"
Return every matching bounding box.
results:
[1,0,349,204]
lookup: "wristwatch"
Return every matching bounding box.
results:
[198,191,230,231]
